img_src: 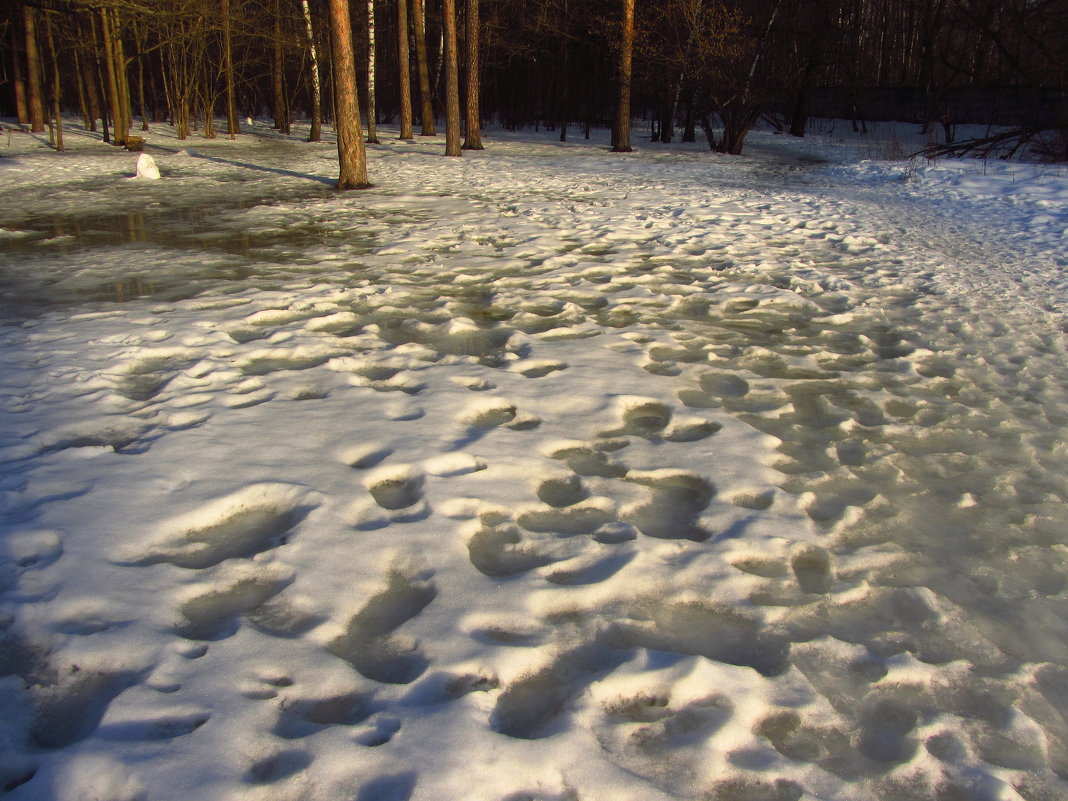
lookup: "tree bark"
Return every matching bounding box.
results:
[45,13,63,151]
[328,0,371,188]
[73,47,91,130]
[12,21,29,125]
[272,0,290,133]
[396,0,414,138]
[611,0,634,152]
[112,10,133,139]
[365,0,379,142]
[300,0,323,141]
[90,17,111,142]
[100,8,128,145]
[462,0,483,149]
[442,0,461,155]
[23,5,46,132]
[223,0,239,138]
[131,21,149,131]
[411,0,436,135]
[82,20,103,131]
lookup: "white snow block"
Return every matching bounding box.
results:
[135,153,160,180]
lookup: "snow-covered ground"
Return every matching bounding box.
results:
[1,119,1066,801]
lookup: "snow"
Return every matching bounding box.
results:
[134,154,160,181]
[1,118,1067,801]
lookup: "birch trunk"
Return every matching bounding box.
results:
[300,0,323,141]
[365,0,379,142]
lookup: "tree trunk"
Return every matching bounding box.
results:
[328,0,371,188]
[442,0,461,155]
[611,0,634,152]
[112,10,134,139]
[12,22,29,125]
[73,48,91,130]
[462,0,483,149]
[223,0,239,138]
[300,0,323,141]
[789,61,816,138]
[90,18,111,142]
[132,21,150,132]
[23,6,46,132]
[682,95,695,142]
[45,13,63,151]
[273,0,290,133]
[100,8,128,145]
[203,91,217,138]
[365,0,379,142]
[396,0,414,138]
[411,0,436,135]
[82,26,103,132]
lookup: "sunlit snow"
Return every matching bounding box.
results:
[1,119,1066,801]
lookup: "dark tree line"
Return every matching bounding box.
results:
[2,0,1065,175]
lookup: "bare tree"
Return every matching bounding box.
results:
[329,0,371,187]
[222,0,238,138]
[23,5,46,132]
[12,18,30,125]
[300,0,323,141]
[366,0,379,142]
[397,0,414,138]
[442,0,461,155]
[462,0,484,150]
[44,12,63,150]
[612,0,635,152]
[411,0,436,135]
[272,0,290,134]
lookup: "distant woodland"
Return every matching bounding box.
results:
[2,0,1066,162]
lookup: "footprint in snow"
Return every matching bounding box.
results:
[272,690,377,739]
[326,569,437,684]
[175,565,294,640]
[117,483,313,570]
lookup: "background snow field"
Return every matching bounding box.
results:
[1,121,1067,801]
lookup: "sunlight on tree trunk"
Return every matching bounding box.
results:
[462,0,483,150]
[397,0,414,139]
[100,8,129,146]
[329,0,371,189]
[442,0,461,156]
[612,0,635,153]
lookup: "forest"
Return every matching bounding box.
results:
[2,1,1067,167]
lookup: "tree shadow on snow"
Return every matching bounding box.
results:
[186,151,337,186]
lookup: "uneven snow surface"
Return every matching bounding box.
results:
[1,122,1067,801]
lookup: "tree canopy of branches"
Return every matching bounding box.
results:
[2,0,1064,162]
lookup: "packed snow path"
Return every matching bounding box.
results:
[1,126,1066,801]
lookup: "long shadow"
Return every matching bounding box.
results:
[186,150,337,186]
